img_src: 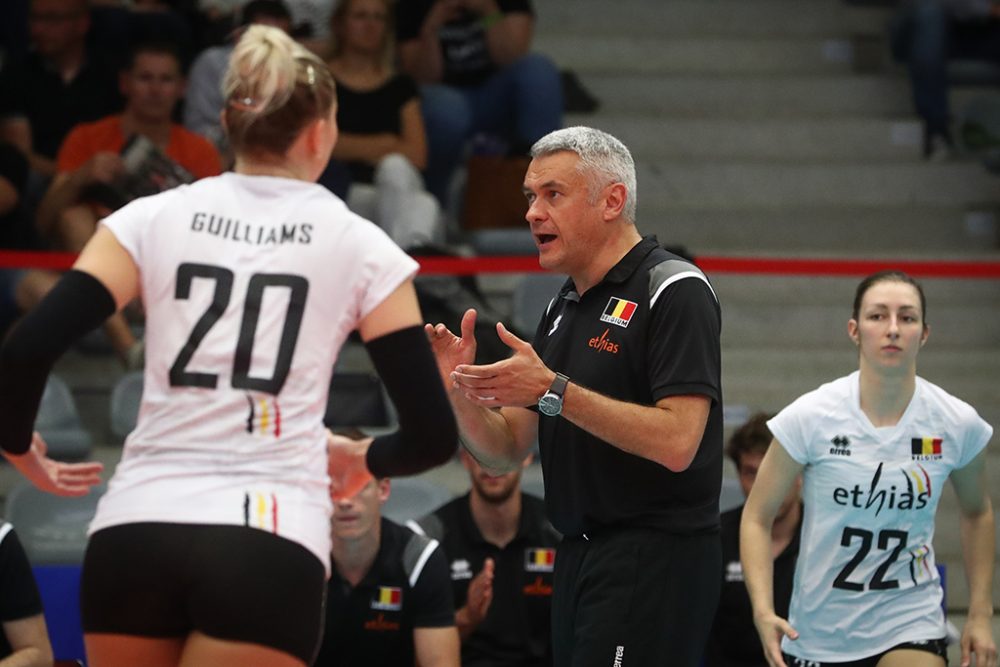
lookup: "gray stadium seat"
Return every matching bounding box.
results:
[6,482,106,565]
[324,372,397,435]
[35,375,92,461]
[719,477,745,513]
[109,371,144,443]
[381,478,454,523]
[511,273,568,340]
[469,229,537,256]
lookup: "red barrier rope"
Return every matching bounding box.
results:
[2,250,999,279]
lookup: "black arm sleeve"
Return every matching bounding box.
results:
[0,270,116,454]
[364,325,458,477]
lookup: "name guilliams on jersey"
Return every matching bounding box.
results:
[190,211,314,246]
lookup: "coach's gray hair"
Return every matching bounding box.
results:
[530,126,637,224]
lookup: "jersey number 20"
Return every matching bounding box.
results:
[169,262,309,394]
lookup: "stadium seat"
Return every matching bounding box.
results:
[108,370,144,443]
[382,477,454,523]
[5,482,105,565]
[510,273,568,340]
[35,375,92,461]
[719,477,745,513]
[324,372,397,435]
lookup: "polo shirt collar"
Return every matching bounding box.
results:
[600,235,661,285]
[459,491,541,547]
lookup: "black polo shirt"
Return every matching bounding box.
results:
[314,518,455,667]
[416,492,560,667]
[0,49,122,160]
[532,235,723,537]
[704,504,801,667]
[396,0,533,87]
[0,524,43,659]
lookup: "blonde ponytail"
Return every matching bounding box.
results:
[223,25,336,156]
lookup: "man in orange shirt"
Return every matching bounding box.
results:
[22,40,221,367]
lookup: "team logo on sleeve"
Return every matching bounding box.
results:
[371,586,403,611]
[600,297,638,328]
[525,548,556,572]
[911,437,943,461]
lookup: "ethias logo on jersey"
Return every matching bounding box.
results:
[831,462,931,515]
[588,328,620,354]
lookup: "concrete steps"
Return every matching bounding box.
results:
[565,114,926,161]
[535,0,892,38]
[539,36,862,75]
[639,206,998,256]
[635,160,1000,209]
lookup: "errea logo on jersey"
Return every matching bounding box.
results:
[450,559,472,581]
[600,297,637,328]
[829,435,851,456]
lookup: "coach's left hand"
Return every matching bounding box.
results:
[450,322,555,408]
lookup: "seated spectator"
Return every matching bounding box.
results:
[88,0,198,72]
[703,413,802,667]
[286,0,338,43]
[21,39,222,367]
[185,0,294,157]
[0,521,55,667]
[314,470,460,667]
[0,142,36,336]
[395,0,562,204]
[323,0,444,251]
[413,449,558,667]
[890,0,1000,158]
[0,0,123,180]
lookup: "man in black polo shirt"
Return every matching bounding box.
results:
[314,478,460,667]
[426,126,723,667]
[413,448,559,667]
[0,0,122,178]
[704,413,801,667]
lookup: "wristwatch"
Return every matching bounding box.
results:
[537,373,569,417]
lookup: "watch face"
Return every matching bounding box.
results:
[538,392,562,416]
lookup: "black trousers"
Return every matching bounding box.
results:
[551,527,721,667]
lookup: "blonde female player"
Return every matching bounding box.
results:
[741,270,995,667]
[0,25,456,667]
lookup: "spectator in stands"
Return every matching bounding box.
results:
[413,448,559,667]
[323,0,444,251]
[185,0,293,156]
[0,521,55,667]
[890,0,1000,159]
[704,412,801,667]
[87,0,197,71]
[0,142,34,335]
[315,470,460,667]
[0,0,123,180]
[286,0,338,43]
[395,0,562,204]
[20,40,221,368]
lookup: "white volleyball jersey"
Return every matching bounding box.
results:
[91,173,418,573]
[768,371,992,661]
